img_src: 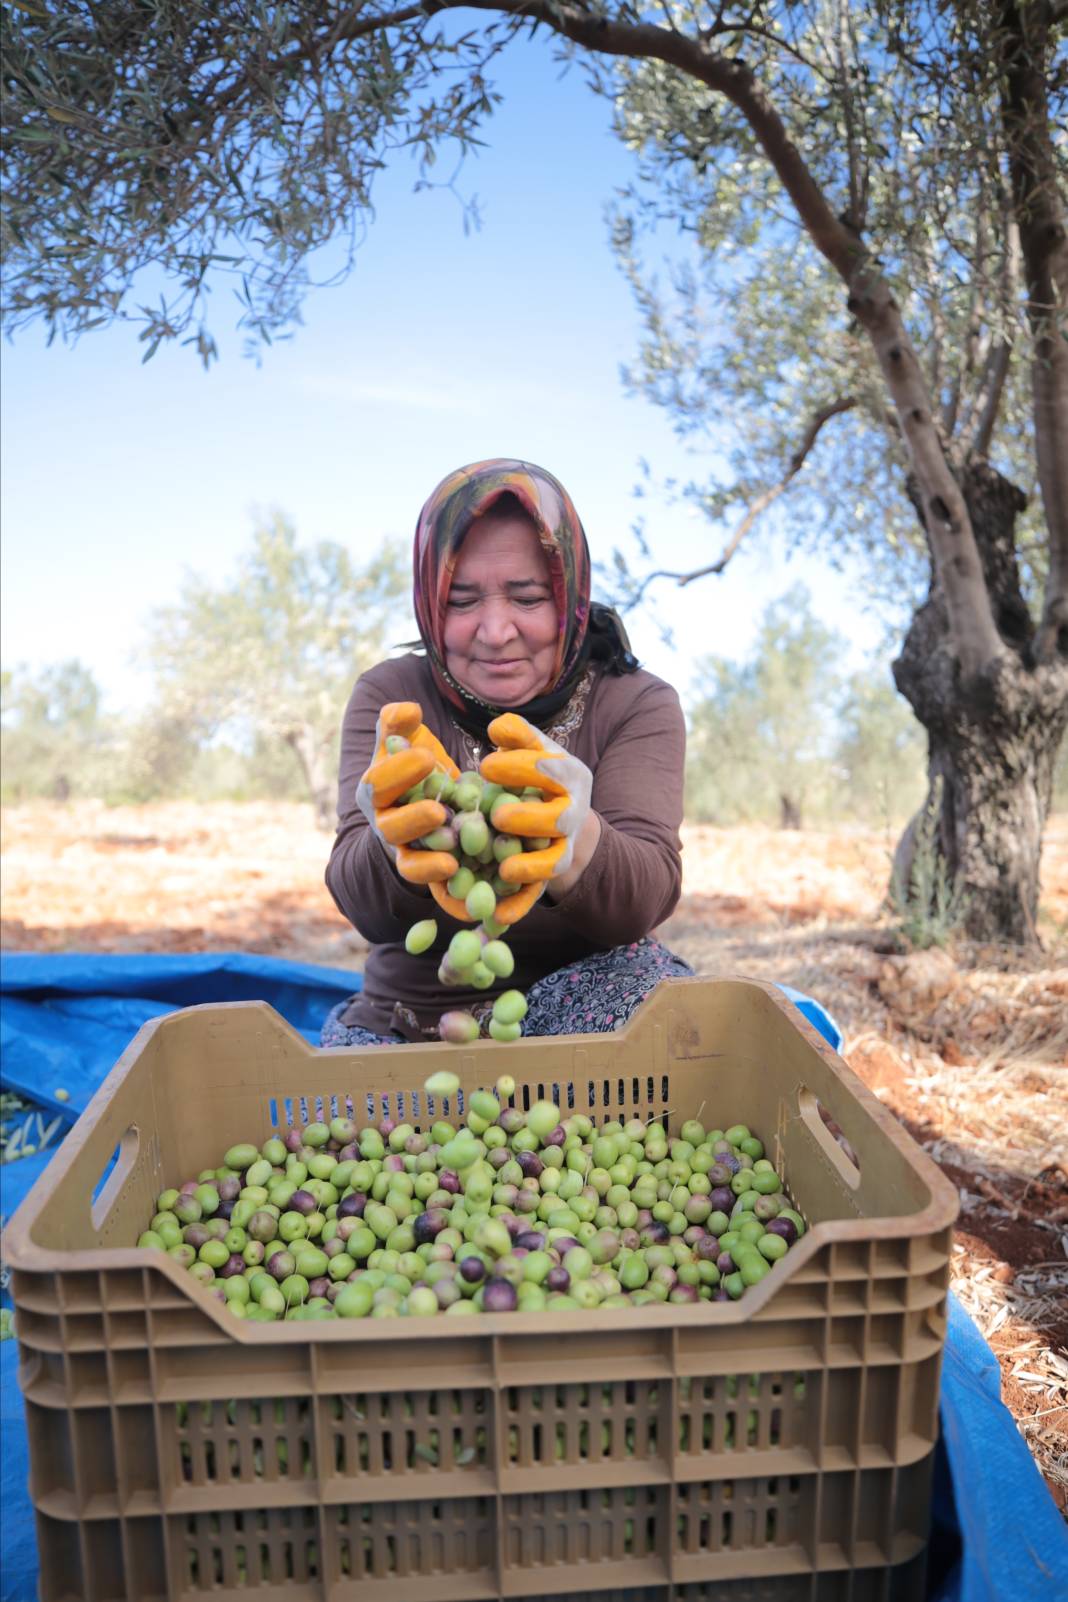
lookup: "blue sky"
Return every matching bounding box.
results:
[1,33,875,717]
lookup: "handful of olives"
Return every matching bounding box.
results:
[137,1095,805,1323]
[394,755,551,1042]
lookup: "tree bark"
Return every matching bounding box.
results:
[892,463,1068,943]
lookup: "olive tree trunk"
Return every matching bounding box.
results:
[893,463,1068,943]
[284,725,336,829]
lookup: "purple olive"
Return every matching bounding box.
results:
[216,1200,235,1222]
[553,1236,580,1257]
[695,1235,720,1261]
[713,1287,731,1302]
[379,1119,396,1139]
[308,1276,331,1299]
[683,1225,705,1246]
[517,1151,544,1179]
[179,1180,199,1195]
[412,1209,447,1245]
[219,1254,246,1279]
[438,1170,461,1194]
[482,1278,518,1313]
[641,1223,669,1246]
[218,1176,241,1203]
[337,1193,366,1219]
[322,1238,345,1259]
[514,1189,539,1214]
[716,1251,735,1275]
[515,1230,546,1252]
[668,1283,699,1303]
[338,1143,358,1161]
[383,1153,406,1173]
[459,1256,486,1284]
[498,1108,525,1135]
[545,1266,570,1293]
[709,1162,732,1185]
[710,1187,734,1213]
[284,1128,304,1153]
[543,1125,566,1147]
[765,1217,798,1245]
[183,1224,210,1251]
[289,1190,317,1216]
[267,1250,296,1281]
[248,1210,278,1242]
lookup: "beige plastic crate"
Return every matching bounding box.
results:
[4,977,958,1601]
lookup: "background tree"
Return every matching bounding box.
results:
[1,659,113,801]
[686,586,927,828]
[3,0,1064,936]
[687,587,839,828]
[833,673,927,827]
[140,514,408,824]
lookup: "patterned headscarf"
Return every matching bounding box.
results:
[413,459,594,722]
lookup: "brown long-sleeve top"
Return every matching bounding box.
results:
[325,653,686,1037]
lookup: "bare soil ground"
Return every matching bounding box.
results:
[3,801,1066,1508]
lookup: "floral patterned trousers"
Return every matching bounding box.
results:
[320,937,694,1047]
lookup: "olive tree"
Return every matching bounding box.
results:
[141,514,408,823]
[3,0,1065,935]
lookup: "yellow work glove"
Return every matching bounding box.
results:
[356,702,461,886]
[479,713,594,895]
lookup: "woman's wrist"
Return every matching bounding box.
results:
[545,809,602,901]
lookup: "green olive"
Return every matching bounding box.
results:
[491,989,528,1026]
[481,940,514,978]
[448,930,482,970]
[465,882,497,922]
[447,867,476,900]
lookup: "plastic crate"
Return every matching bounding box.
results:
[4,977,958,1601]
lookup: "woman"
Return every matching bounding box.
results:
[322,458,693,1045]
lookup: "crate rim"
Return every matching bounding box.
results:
[2,975,959,1343]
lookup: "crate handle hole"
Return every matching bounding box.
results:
[797,1091,861,1187]
[90,1125,140,1231]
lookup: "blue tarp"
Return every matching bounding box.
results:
[1,952,1065,1602]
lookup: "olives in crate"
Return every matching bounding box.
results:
[137,1096,803,1323]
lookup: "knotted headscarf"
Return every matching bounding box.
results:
[412,458,636,737]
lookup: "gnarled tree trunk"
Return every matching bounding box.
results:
[893,462,1068,943]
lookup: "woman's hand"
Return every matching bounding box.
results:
[480,713,598,896]
[356,702,461,885]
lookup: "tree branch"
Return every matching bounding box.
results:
[621,396,858,610]
[446,0,1005,675]
[998,0,1068,662]
[967,337,1013,461]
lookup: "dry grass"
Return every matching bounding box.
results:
[2,801,1066,1506]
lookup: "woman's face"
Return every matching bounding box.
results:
[443,511,558,706]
